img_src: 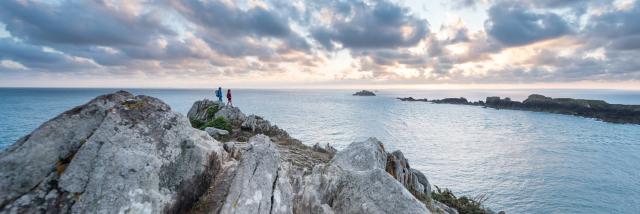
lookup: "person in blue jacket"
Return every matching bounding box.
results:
[215,87,223,102]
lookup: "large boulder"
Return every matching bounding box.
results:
[187,99,221,121]
[0,91,225,213]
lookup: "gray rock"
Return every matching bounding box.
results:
[333,169,430,214]
[0,91,131,205]
[387,150,431,201]
[431,200,459,214]
[241,115,272,133]
[0,91,226,214]
[312,143,337,156]
[187,99,221,121]
[205,127,230,139]
[331,138,388,171]
[215,105,247,126]
[240,114,294,142]
[220,135,292,214]
[292,138,431,214]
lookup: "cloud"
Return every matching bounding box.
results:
[0,0,170,46]
[484,2,571,46]
[449,0,492,10]
[0,38,99,71]
[0,59,27,70]
[0,0,639,86]
[585,1,640,50]
[311,0,429,50]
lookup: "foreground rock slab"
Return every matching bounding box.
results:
[0,91,226,213]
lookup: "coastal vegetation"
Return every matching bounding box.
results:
[432,186,495,214]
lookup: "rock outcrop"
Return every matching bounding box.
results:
[0,92,465,214]
[399,94,640,125]
[205,127,230,139]
[353,90,376,96]
[0,91,226,213]
[299,138,432,214]
[397,97,428,102]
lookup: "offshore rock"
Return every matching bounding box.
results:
[353,90,376,96]
[0,91,225,213]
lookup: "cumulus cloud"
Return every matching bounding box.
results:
[0,0,639,86]
[0,0,170,46]
[585,1,640,50]
[310,0,429,50]
[484,2,571,46]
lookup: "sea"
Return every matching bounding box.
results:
[1,88,639,213]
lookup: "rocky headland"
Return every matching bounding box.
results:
[398,94,640,124]
[0,91,499,214]
[353,90,376,96]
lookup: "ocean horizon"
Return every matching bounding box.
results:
[1,88,639,213]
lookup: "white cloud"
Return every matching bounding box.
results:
[1,59,28,70]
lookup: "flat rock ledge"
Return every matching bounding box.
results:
[0,91,459,214]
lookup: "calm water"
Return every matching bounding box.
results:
[1,88,640,213]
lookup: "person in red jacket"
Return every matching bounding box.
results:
[226,89,233,107]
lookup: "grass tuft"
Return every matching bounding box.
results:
[432,185,492,214]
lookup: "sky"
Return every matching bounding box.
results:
[0,0,639,89]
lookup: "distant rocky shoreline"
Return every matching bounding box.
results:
[0,91,500,214]
[398,94,640,124]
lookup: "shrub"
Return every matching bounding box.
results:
[189,118,205,129]
[432,186,491,214]
[206,105,219,120]
[201,116,232,132]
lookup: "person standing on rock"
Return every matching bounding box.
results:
[215,87,223,102]
[227,89,233,107]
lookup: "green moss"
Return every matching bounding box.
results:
[432,186,491,214]
[124,100,145,109]
[192,116,232,132]
[203,117,232,132]
[206,105,220,120]
[189,118,205,129]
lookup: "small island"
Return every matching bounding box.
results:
[398,94,640,124]
[353,90,376,96]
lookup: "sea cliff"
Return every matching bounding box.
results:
[0,91,499,214]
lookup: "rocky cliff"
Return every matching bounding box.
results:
[0,91,464,214]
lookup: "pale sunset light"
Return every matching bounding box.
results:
[0,0,638,89]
